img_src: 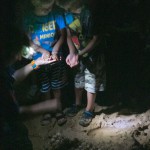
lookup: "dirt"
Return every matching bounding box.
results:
[22,103,150,150]
[15,80,150,150]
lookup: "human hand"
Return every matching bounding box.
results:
[41,49,50,59]
[66,53,79,68]
[34,56,57,66]
[50,52,59,61]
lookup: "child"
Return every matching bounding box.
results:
[57,0,106,127]
[23,0,68,125]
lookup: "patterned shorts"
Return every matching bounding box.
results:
[75,54,106,93]
[75,62,96,93]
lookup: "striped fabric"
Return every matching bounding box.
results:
[37,60,68,93]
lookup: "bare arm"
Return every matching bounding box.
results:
[12,63,34,82]
[66,28,77,54]
[66,28,79,67]
[78,35,99,56]
[12,57,56,82]
[30,41,50,59]
[26,31,48,55]
[52,28,65,54]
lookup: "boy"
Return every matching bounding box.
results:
[57,0,106,127]
[23,0,68,125]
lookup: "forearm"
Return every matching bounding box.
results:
[67,38,77,54]
[20,99,57,114]
[52,29,65,54]
[13,55,57,82]
[52,36,64,53]
[79,35,99,56]
[30,41,46,54]
[67,29,77,54]
[13,63,34,82]
[66,29,79,67]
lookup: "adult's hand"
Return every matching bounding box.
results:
[40,48,50,59]
[35,57,57,66]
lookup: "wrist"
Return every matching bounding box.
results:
[52,51,58,55]
[32,45,44,54]
[31,60,39,70]
[32,45,38,50]
[31,43,39,51]
[78,50,82,56]
[78,50,88,57]
[70,51,77,55]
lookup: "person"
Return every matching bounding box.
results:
[0,25,58,149]
[57,0,106,127]
[23,0,68,126]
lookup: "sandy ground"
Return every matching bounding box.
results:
[23,104,150,150]
[15,79,150,150]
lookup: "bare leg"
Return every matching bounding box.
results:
[78,92,96,127]
[53,89,61,111]
[86,92,96,112]
[41,91,51,100]
[53,89,67,125]
[75,88,83,105]
[27,72,38,99]
[19,99,57,114]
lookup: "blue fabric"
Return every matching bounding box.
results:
[84,111,93,117]
[24,9,65,60]
[65,12,74,25]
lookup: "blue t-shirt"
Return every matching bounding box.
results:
[24,9,65,59]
